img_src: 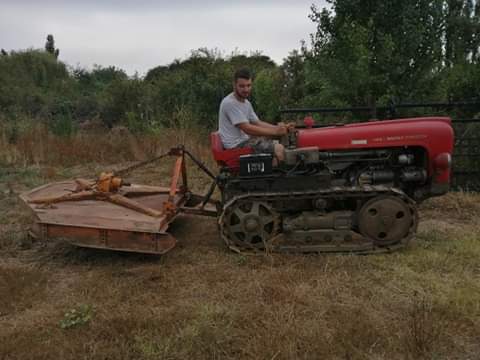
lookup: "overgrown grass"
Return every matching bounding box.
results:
[0,129,479,359]
[0,121,214,169]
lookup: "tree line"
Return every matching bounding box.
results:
[1,0,480,136]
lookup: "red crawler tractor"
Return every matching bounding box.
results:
[21,116,454,254]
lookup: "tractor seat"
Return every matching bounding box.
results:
[210,132,252,169]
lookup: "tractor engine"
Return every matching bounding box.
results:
[214,117,454,253]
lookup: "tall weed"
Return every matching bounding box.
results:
[0,118,211,168]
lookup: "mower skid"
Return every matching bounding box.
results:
[30,221,177,255]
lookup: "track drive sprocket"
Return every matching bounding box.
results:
[219,200,280,252]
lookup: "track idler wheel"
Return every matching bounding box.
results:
[358,195,417,247]
[220,200,280,251]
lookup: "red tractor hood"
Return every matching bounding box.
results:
[297,117,453,153]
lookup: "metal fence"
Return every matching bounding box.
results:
[450,118,480,190]
[280,101,480,191]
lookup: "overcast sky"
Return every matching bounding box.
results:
[1,1,328,75]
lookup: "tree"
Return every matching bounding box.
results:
[308,0,445,106]
[281,49,307,108]
[71,65,128,121]
[444,0,480,65]
[144,49,278,128]
[0,50,71,118]
[253,68,283,121]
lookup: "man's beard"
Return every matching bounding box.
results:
[235,90,250,100]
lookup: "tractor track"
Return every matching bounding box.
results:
[219,185,418,254]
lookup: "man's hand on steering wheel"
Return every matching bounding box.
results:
[275,125,288,137]
[278,121,296,130]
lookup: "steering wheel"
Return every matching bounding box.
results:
[279,126,296,148]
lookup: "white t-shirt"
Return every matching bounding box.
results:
[218,92,259,149]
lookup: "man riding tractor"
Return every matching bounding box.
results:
[218,68,293,165]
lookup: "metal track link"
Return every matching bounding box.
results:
[219,185,418,254]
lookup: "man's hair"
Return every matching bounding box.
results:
[234,68,252,82]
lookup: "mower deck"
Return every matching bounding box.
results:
[21,180,191,254]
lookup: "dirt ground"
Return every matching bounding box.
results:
[1,165,479,360]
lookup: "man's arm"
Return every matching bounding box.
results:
[251,119,277,129]
[238,122,287,137]
[252,119,296,130]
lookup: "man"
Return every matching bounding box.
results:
[218,68,288,163]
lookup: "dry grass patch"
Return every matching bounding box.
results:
[0,123,212,168]
[419,191,480,223]
[0,130,479,359]
[0,265,48,316]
